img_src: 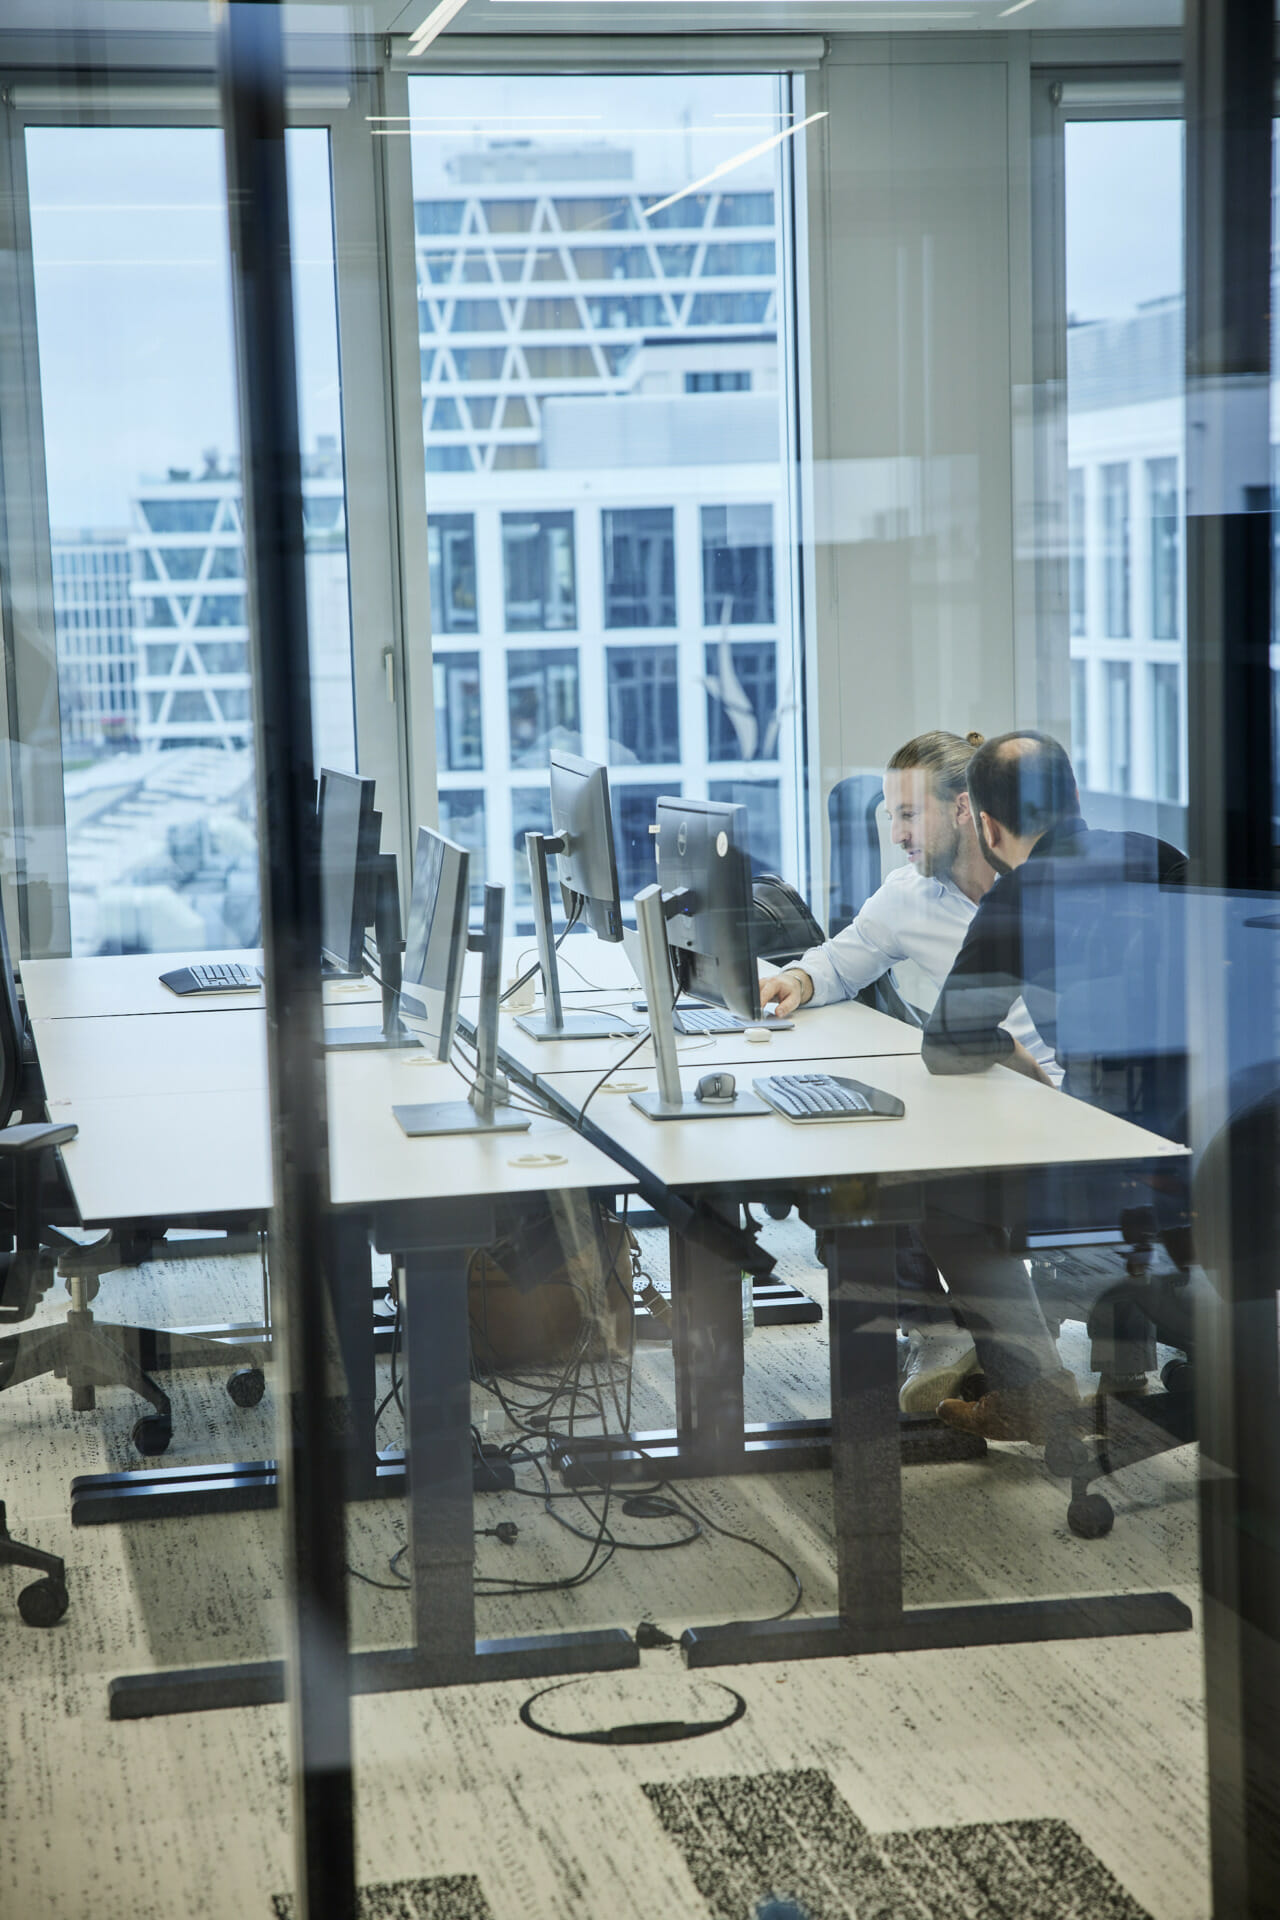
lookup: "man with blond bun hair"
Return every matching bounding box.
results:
[758,728,1058,1413]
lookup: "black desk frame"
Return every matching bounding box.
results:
[107,1196,635,1723]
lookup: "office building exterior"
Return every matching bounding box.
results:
[414,142,798,924]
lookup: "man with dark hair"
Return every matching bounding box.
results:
[919,731,1187,1442]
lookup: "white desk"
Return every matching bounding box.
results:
[20,950,378,1021]
[480,994,922,1084]
[539,1054,1184,1194]
[31,994,636,1722]
[36,1006,619,1225]
[536,1051,1192,1670]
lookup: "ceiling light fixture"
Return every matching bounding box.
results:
[641,110,828,220]
[407,0,471,58]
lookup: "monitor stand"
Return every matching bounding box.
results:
[627,883,769,1123]
[326,852,420,1051]
[394,881,531,1138]
[513,831,638,1042]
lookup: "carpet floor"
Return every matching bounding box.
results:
[0,1219,1208,1919]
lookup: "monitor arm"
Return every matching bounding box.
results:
[634,883,692,1110]
[524,831,569,1032]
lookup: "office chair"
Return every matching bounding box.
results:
[826,772,925,1029]
[1042,1067,1280,1539]
[0,895,264,1457]
[0,1121,77,1625]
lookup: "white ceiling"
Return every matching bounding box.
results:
[0,0,1188,46]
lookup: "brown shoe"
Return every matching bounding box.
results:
[936,1368,1081,1444]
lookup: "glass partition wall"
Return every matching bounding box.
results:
[2,15,1280,1920]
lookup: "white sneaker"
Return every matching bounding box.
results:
[898,1324,981,1415]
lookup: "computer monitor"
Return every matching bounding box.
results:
[653,795,762,1023]
[394,842,531,1138]
[514,752,639,1043]
[628,796,770,1122]
[397,825,471,1062]
[549,749,624,943]
[318,768,380,976]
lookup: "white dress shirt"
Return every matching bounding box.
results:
[797,861,1061,1080]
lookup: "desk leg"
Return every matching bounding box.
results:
[109,1224,635,1720]
[554,1209,781,1486]
[682,1221,1193,1668]
[401,1248,475,1684]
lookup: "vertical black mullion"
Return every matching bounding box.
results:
[1185,6,1280,1917]
[216,10,355,1920]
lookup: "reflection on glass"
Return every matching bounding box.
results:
[434,653,483,771]
[611,782,668,899]
[502,512,577,631]
[506,648,580,767]
[428,513,478,633]
[603,508,676,629]
[701,504,775,625]
[27,124,356,954]
[704,639,778,762]
[607,646,679,764]
[708,777,781,875]
[409,70,802,913]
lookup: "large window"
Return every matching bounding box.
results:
[506,648,580,768]
[704,640,779,762]
[1100,464,1131,640]
[434,653,482,771]
[1147,456,1180,642]
[701,504,775,626]
[25,124,355,953]
[429,513,478,633]
[602,508,676,629]
[407,71,805,919]
[1064,117,1184,813]
[607,647,679,765]
[502,512,577,632]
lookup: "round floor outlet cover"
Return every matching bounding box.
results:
[520,1671,746,1745]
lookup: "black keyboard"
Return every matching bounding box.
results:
[160,961,262,996]
[754,1072,903,1122]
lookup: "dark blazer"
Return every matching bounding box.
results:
[923,814,1188,1137]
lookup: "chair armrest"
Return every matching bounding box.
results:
[0,1122,78,1155]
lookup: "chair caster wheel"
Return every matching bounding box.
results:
[19,1577,69,1627]
[763,1201,792,1221]
[132,1415,172,1456]
[1160,1358,1191,1394]
[1043,1426,1085,1480]
[1067,1492,1114,1539]
[227,1368,265,1409]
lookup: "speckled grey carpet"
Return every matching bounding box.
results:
[2,1221,1208,1920]
[644,1768,1155,1920]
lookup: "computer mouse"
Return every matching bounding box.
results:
[695,1070,737,1104]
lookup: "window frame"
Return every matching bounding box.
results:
[0,66,431,955]
[1030,66,1187,822]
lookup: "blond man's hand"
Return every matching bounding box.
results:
[758,968,814,1017]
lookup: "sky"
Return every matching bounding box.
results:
[26,125,342,531]
[26,77,793,533]
[1064,117,1183,324]
[24,96,1183,533]
[404,71,786,200]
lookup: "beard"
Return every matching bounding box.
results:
[975,816,1013,878]
[917,820,963,880]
